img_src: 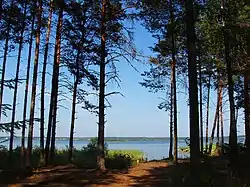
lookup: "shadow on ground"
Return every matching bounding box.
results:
[3,157,250,187]
[130,158,250,187]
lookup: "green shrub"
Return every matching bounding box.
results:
[106,150,144,169]
[106,153,133,169]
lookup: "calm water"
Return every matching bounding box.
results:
[0,136,245,160]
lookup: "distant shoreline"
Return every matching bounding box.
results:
[0,135,245,142]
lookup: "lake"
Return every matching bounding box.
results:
[0,136,245,160]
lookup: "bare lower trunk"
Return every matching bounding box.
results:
[186,0,200,164]
[219,80,224,146]
[69,79,78,162]
[69,49,80,162]
[9,1,27,165]
[40,0,53,165]
[50,85,58,162]
[235,108,239,127]
[205,74,211,153]
[45,88,54,164]
[49,4,63,163]
[0,23,10,121]
[169,0,178,164]
[97,0,107,171]
[245,34,250,151]
[21,14,35,167]
[216,108,220,144]
[209,97,219,155]
[26,0,43,167]
[216,74,220,144]
[173,61,178,164]
[245,73,250,148]
[169,65,173,160]
[221,0,237,163]
[198,58,203,155]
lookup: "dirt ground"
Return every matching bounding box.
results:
[2,158,250,187]
[3,161,176,187]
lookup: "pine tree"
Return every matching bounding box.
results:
[27,0,43,166]
[9,0,28,163]
[40,0,53,164]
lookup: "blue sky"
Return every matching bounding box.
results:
[0,22,245,138]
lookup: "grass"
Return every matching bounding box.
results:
[108,150,144,161]
[0,146,145,170]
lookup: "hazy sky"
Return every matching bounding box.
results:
[0,22,245,138]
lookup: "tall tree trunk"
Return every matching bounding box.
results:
[97,0,107,171]
[9,1,27,163]
[21,13,35,168]
[40,0,53,165]
[221,0,237,162]
[235,108,239,127]
[0,22,10,121]
[169,64,173,160]
[219,79,224,147]
[209,96,219,155]
[245,33,250,151]
[169,0,178,164]
[69,78,78,162]
[68,50,80,163]
[26,0,43,167]
[49,4,63,163]
[205,74,211,153]
[216,73,220,144]
[198,58,203,155]
[216,105,220,144]
[45,88,54,164]
[185,0,200,164]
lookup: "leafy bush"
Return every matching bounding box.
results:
[106,153,132,169]
[106,150,144,169]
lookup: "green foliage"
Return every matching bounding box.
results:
[107,150,144,169]
[179,144,220,156]
[0,138,145,170]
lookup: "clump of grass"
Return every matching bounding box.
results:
[108,150,144,162]
[106,150,144,169]
[179,144,219,156]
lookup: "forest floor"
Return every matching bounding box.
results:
[2,157,250,187]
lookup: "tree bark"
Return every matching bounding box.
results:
[219,80,224,147]
[209,96,219,155]
[198,58,203,155]
[185,0,200,164]
[169,0,178,164]
[169,68,173,160]
[9,1,27,164]
[222,0,237,162]
[244,32,250,151]
[97,0,107,171]
[205,74,211,153]
[69,79,78,162]
[40,0,53,165]
[26,0,43,167]
[216,73,220,144]
[45,88,53,164]
[21,13,35,168]
[0,21,10,122]
[49,3,63,163]
[68,50,80,163]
